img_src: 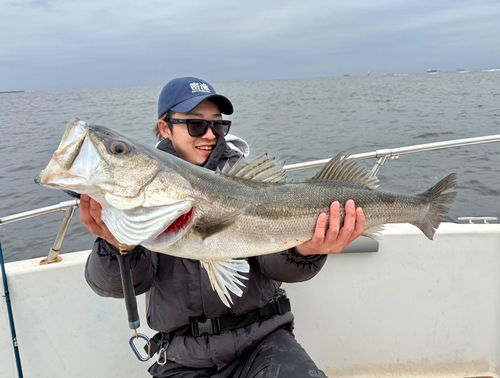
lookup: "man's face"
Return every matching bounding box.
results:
[158,100,222,166]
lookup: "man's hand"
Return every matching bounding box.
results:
[80,194,136,251]
[293,200,365,256]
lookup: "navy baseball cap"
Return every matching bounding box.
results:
[158,77,233,119]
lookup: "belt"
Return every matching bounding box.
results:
[146,298,291,357]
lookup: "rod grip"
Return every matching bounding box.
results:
[116,252,140,330]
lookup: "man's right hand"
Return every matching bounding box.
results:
[80,194,136,251]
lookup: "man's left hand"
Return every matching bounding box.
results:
[293,200,365,256]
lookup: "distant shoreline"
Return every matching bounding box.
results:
[0,91,24,94]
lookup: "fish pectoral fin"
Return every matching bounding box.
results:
[362,224,385,240]
[200,259,250,307]
[195,206,249,239]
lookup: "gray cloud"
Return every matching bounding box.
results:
[1,0,499,91]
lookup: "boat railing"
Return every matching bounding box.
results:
[0,200,79,264]
[1,134,499,264]
[284,134,500,176]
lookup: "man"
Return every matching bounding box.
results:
[82,77,365,377]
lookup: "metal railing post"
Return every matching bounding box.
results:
[40,205,78,265]
[0,199,80,264]
[370,154,389,178]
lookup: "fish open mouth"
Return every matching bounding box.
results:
[163,207,195,234]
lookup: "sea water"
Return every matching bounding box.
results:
[1,71,499,262]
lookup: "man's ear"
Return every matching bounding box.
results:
[158,120,171,139]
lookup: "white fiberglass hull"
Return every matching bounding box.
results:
[1,223,499,378]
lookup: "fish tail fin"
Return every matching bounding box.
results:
[413,173,458,240]
[200,259,250,307]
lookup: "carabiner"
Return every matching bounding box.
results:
[158,347,167,366]
[129,333,150,362]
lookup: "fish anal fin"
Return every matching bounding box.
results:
[311,152,379,189]
[200,259,250,307]
[195,206,249,239]
[362,224,385,240]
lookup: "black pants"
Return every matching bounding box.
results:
[149,327,327,378]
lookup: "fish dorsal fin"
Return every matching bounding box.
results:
[216,153,287,185]
[311,152,379,189]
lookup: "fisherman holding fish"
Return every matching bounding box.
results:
[36,73,457,376]
[80,77,365,377]
[76,77,365,377]
[33,73,456,376]
[73,77,369,376]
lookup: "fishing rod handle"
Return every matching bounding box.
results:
[116,252,140,330]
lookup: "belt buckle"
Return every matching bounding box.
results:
[192,318,221,336]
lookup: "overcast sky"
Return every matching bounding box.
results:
[1,0,500,91]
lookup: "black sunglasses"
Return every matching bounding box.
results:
[167,118,231,138]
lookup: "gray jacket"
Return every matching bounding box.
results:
[85,136,327,369]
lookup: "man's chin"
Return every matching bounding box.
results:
[195,151,212,166]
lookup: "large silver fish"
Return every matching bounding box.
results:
[37,119,457,306]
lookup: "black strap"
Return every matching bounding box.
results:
[145,298,291,356]
[146,331,174,358]
[186,298,291,337]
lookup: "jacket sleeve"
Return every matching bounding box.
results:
[255,250,327,283]
[84,238,156,298]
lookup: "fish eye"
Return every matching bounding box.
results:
[111,141,127,155]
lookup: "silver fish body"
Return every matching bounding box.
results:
[37,119,458,305]
[169,168,455,260]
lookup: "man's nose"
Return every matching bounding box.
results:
[204,126,217,139]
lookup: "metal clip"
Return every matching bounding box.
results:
[129,333,150,362]
[158,346,168,366]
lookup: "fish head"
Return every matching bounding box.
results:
[38,118,158,196]
[37,118,97,192]
[37,118,197,247]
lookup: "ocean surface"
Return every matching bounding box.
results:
[1,71,499,263]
